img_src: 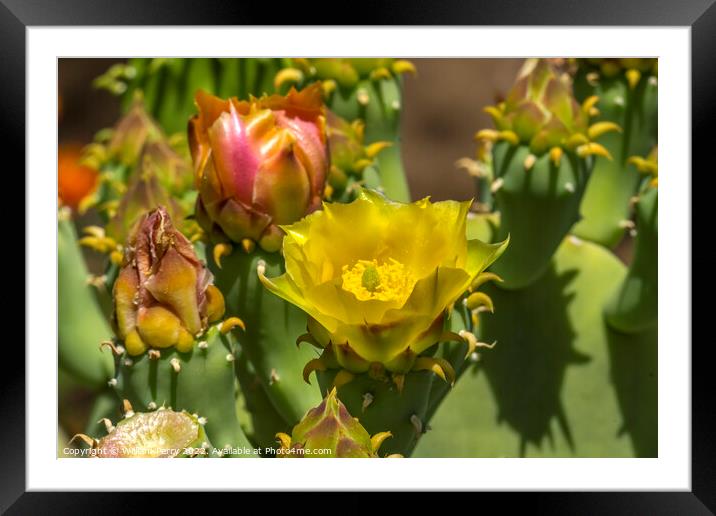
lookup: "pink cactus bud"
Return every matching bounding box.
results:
[188,84,329,252]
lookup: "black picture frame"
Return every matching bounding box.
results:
[6,0,708,512]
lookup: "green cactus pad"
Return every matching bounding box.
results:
[116,58,283,135]
[210,247,323,426]
[605,187,657,333]
[330,77,410,202]
[58,216,115,388]
[414,237,657,457]
[489,141,593,289]
[235,351,292,451]
[113,324,252,456]
[571,67,658,247]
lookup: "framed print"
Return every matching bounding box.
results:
[5,0,709,511]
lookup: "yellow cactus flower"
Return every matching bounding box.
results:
[259,189,508,375]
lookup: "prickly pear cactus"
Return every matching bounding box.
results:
[475,58,619,289]
[59,57,658,462]
[276,388,397,458]
[571,59,658,247]
[605,147,658,333]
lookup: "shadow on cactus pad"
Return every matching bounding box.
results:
[479,266,591,455]
[414,237,657,457]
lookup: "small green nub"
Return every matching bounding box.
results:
[361,265,381,292]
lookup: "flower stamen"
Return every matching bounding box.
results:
[341,259,413,302]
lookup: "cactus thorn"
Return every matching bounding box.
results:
[276,432,292,450]
[100,340,123,356]
[122,399,134,417]
[197,416,207,425]
[269,368,280,385]
[479,340,497,350]
[220,316,246,334]
[97,418,114,434]
[549,146,563,167]
[361,392,374,412]
[107,378,117,388]
[588,121,622,140]
[212,242,232,269]
[413,356,456,385]
[197,340,208,350]
[365,141,392,159]
[110,250,124,265]
[618,219,636,230]
[122,357,133,367]
[256,259,267,277]
[370,431,393,454]
[465,291,494,313]
[391,99,401,111]
[240,238,255,254]
[296,333,321,349]
[225,353,235,363]
[356,89,370,106]
[369,67,392,81]
[69,433,97,448]
[523,154,537,171]
[483,105,503,123]
[471,272,503,290]
[148,349,161,360]
[392,59,417,76]
[85,274,107,288]
[581,95,600,115]
[625,68,641,90]
[565,182,575,193]
[469,351,481,363]
[57,206,72,221]
[323,183,334,200]
[302,358,326,384]
[321,79,337,97]
[392,373,405,393]
[274,68,304,90]
[577,142,612,160]
[410,414,423,435]
[648,76,658,86]
[169,358,181,373]
[476,129,501,144]
[147,401,157,410]
[491,178,504,193]
[613,95,625,107]
[459,329,478,359]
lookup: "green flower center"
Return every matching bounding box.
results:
[361,265,381,292]
[341,258,413,303]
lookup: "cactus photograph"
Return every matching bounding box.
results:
[58,57,657,459]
